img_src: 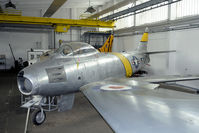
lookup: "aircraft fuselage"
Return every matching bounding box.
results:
[17,50,149,96]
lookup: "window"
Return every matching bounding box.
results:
[99,0,199,30]
[115,15,134,30]
[171,0,199,20]
[99,3,134,31]
[136,5,168,26]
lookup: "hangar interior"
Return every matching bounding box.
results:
[1,0,199,133]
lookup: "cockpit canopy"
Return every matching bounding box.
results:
[55,42,99,57]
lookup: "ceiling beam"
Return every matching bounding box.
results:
[43,0,68,17]
[88,0,137,19]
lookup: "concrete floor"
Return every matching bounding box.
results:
[0,72,113,133]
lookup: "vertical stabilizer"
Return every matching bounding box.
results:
[136,27,149,52]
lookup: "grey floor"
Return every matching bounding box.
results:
[0,72,113,133]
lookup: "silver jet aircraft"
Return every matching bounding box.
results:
[17,28,199,133]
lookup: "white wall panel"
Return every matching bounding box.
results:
[22,10,41,17]
[168,29,199,88]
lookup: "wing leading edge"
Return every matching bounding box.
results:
[81,77,199,133]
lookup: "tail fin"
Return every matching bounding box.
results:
[136,27,149,52]
[98,34,114,52]
[136,28,176,55]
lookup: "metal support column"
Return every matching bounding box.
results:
[69,8,72,42]
[133,1,136,26]
[54,30,56,49]
[168,0,172,21]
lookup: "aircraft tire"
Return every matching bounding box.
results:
[32,109,46,125]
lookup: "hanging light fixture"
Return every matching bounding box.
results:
[85,0,96,13]
[5,0,16,9]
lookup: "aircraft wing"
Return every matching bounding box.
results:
[81,78,199,133]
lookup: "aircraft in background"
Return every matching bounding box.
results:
[17,28,199,133]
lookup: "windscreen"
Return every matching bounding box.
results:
[57,42,98,56]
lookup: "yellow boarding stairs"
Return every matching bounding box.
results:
[98,34,114,52]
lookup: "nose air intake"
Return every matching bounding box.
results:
[17,71,33,95]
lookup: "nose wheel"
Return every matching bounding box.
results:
[32,109,46,125]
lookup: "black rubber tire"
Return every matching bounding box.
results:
[32,109,46,125]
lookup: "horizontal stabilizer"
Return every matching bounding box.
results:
[143,50,176,54]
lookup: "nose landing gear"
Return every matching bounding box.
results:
[32,109,46,125]
[21,94,75,132]
[21,95,58,133]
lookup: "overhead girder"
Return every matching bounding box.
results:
[43,0,68,17]
[0,15,115,32]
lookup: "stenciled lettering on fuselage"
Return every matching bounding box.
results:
[46,66,67,83]
[132,56,140,69]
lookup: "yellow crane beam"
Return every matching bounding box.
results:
[0,15,115,32]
